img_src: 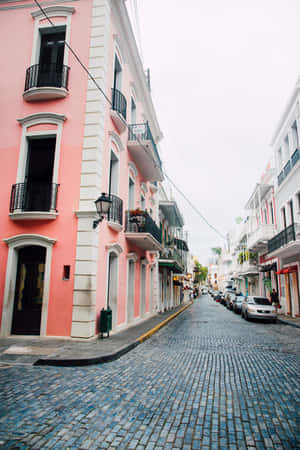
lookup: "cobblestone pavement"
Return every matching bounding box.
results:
[1,295,300,449]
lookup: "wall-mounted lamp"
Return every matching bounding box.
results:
[93,193,112,229]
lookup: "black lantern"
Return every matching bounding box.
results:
[93,193,112,229]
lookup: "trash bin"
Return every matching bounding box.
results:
[99,307,112,338]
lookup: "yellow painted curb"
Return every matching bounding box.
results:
[137,301,193,343]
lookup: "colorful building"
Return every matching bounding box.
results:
[0,0,164,338]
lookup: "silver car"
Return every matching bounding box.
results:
[241,296,277,322]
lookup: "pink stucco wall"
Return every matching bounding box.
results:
[94,15,156,330]
[0,1,94,336]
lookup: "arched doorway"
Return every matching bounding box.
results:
[11,246,46,335]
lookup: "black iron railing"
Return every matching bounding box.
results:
[111,88,127,121]
[125,210,161,243]
[268,223,296,253]
[291,148,300,167]
[278,149,299,186]
[160,245,185,268]
[128,122,162,167]
[107,194,123,226]
[10,183,59,213]
[24,63,70,91]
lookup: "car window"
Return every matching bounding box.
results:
[253,297,271,305]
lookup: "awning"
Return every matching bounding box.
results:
[276,265,298,275]
[259,263,277,272]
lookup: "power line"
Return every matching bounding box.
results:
[33,0,226,241]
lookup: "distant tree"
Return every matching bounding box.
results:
[235,217,243,224]
[193,260,208,284]
[211,247,221,256]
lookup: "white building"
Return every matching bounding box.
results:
[267,77,300,316]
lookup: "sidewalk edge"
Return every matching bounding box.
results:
[277,318,300,329]
[34,341,140,367]
[137,301,193,343]
[33,301,193,367]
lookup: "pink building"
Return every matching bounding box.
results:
[0,0,163,339]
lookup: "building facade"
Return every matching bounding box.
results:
[0,0,165,338]
[267,78,300,317]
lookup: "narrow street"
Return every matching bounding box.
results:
[1,295,299,449]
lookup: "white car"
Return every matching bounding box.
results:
[201,288,208,294]
[241,296,277,323]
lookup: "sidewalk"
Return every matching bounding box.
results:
[0,301,192,367]
[277,314,300,329]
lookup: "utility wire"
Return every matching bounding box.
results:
[33,0,226,241]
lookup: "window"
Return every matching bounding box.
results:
[128,178,135,210]
[24,6,74,100]
[131,98,137,124]
[270,201,274,224]
[288,200,294,225]
[292,121,299,150]
[282,206,287,229]
[278,148,283,167]
[11,112,65,218]
[113,55,122,91]
[108,151,119,195]
[264,208,268,225]
[140,195,146,210]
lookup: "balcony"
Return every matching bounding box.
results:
[247,224,276,251]
[278,148,300,186]
[110,88,127,133]
[127,122,163,182]
[125,210,162,251]
[159,245,185,272]
[23,63,70,101]
[238,260,259,276]
[9,182,59,220]
[268,223,300,257]
[107,194,123,232]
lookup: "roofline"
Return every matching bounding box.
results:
[270,75,300,146]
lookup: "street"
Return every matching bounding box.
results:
[1,295,300,449]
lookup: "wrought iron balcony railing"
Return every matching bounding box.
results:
[125,210,161,243]
[278,149,300,186]
[128,122,162,167]
[10,182,59,213]
[291,148,300,167]
[268,223,296,253]
[24,63,70,91]
[160,245,185,268]
[111,88,127,121]
[107,194,123,226]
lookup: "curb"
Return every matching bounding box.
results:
[277,318,300,329]
[34,301,193,367]
[137,301,193,343]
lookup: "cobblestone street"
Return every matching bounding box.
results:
[1,295,300,449]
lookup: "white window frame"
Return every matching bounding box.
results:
[16,112,66,185]
[31,6,75,67]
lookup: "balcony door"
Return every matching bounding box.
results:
[11,246,46,335]
[24,137,56,211]
[108,151,119,196]
[38,30,65,87]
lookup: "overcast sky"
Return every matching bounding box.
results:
[128,0,300,264]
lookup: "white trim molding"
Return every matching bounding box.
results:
[109,130,125,152]
[1,234,56,337]
[128,161,138,179]
[127,252,138,262]
[31,5,75,19]
[105,242,123,256]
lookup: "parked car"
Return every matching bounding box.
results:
[232,293,245,314]
[201,288,208,294]
[214,292,222,302]
[226,292,236,310]
[241,296,277,322]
